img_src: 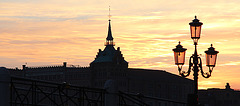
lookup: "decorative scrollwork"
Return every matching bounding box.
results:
[178,56,194,77]
[199,57,212,78]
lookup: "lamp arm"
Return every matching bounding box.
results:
[199,57,213,78]
[178,56,193,77]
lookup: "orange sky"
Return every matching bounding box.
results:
[0,0,240,89]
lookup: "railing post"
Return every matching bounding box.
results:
[104,80,118,106]
[0,67,10,106]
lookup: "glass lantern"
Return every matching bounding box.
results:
[173,42,187,65]
[205,44,219,67]
[189,16,203,44]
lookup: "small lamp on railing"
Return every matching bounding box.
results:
[205,44,219,67]
[172,41,187,67]
[189,16,203,44]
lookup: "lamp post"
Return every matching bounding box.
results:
[172,16,219,106]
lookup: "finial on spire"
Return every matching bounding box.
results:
[108,6,111,21]
[195,15,197,19]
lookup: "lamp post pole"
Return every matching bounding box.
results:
[173,16,219,106]
[193,43,198,95]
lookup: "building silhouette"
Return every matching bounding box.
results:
[8,19,194,105]
[198,83,240,106]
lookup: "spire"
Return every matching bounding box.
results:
[105,6,114,46]
[106,20,113,40]
[105,20,115,46]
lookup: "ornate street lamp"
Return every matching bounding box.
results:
[172,16,219,106]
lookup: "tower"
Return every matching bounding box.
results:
[90,19,128,89]
[90,19,128,68]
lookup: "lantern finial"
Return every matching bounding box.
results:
[195,15,197,19]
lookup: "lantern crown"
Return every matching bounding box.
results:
[173,41,187,52]
[189,16,203,26]
[205,44,219,55]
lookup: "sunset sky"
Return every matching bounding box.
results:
[1,0,240,89]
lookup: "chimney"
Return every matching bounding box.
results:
[22,65,26,70]
[63,62,67,67]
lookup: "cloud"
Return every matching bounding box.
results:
[1,0,240,89]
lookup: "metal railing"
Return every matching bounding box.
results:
[9,76,187,106]
[10,77,105,106]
